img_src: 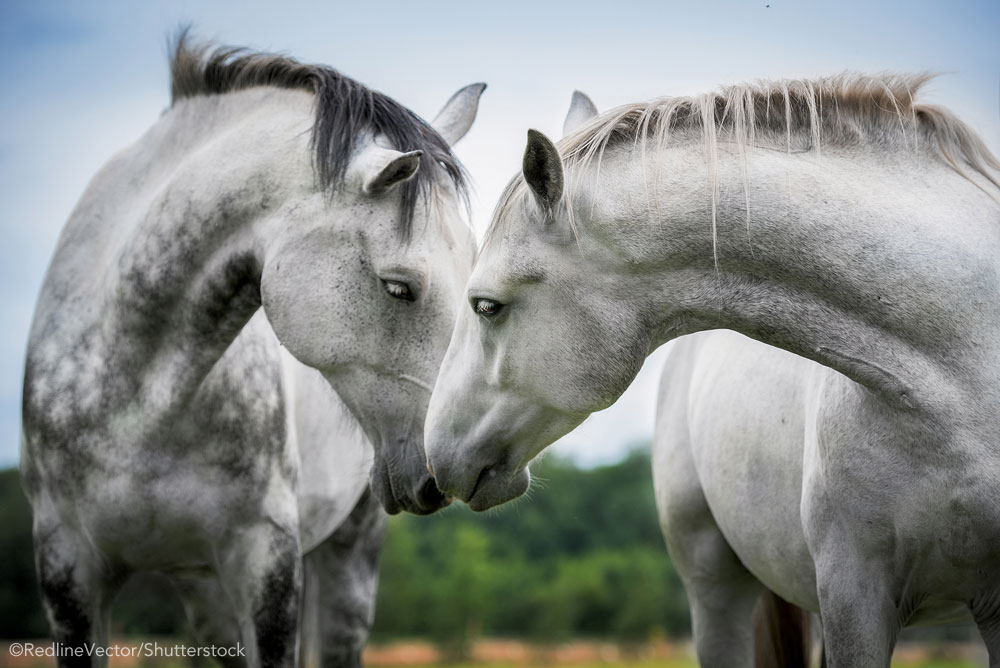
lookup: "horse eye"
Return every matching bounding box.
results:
[473,298,503,318]
[382,279,414,302]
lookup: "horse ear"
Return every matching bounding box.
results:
[562,90,598,138]
[431,83,487,146]
[363,149,423,195]
[523,129,564,211]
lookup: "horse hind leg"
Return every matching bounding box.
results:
[667,523,815,668]
[655,394,766,666]
[753,590,814,668]
[656,442,762,666]
[33,519,124,668]
[668,517,763,668]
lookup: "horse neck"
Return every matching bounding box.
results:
[102,88,315,413]
[597,141,1000,422]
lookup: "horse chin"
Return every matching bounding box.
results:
[467,466,531,512]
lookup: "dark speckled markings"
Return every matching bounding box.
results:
[254,531,300,668]
[35,560,91,664]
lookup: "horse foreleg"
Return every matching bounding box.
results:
[300,487,388,668]
[33,519,122,668]
[814,557,898,668]
[252,529,301,668]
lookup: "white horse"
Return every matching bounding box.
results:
[424,75,1000,668]
[21,35,481,668]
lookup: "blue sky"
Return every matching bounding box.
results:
[1,0,998,468]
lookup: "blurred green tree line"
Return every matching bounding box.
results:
[372,447,689,649]
[0,446,690,642]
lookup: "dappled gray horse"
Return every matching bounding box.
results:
[21,35,481,668]
[425,75,1000,668]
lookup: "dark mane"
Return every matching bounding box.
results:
[170,30,468,239]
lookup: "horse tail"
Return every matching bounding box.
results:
[754,589,814,668]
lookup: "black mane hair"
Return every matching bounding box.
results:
[170,30,468,239]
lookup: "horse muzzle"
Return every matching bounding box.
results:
[429,452,531,512]
[369,455,451,516]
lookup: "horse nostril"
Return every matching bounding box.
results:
[426,460,435,477]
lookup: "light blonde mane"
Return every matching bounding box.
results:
[488,73,1000,251]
